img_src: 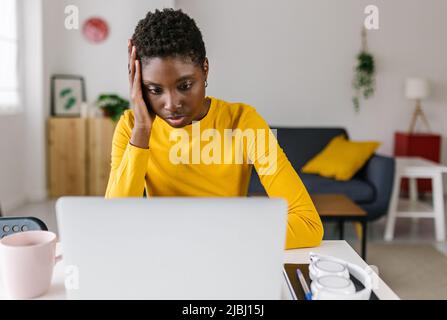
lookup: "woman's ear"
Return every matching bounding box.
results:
[202,58,209,78]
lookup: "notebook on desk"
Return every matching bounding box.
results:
[283,264,379,300]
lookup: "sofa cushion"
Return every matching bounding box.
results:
[299,173,375,203]
[301,135,380,181]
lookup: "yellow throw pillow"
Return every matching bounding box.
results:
[301,135,380,181]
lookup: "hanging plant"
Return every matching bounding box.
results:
[352,29,376,112]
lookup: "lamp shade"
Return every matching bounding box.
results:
[405,78,430,100]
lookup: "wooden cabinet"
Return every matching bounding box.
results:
[394,132,442,194]
[48,117,117,198]
[87,118,116,195]
[48,118,87,197]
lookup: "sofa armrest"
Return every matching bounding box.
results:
[360,154,395,221]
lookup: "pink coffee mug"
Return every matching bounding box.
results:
[0,230,62,299]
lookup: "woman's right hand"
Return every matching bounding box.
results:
[128,39,155,148]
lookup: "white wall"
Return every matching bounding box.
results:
[177,0,447,164]
[0,114,26,211]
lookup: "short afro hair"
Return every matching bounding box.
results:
[132,8,206,66]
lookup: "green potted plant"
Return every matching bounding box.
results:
[352,51,376,112]
[95,94,130,122]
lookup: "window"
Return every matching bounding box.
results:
[0,0,19,112]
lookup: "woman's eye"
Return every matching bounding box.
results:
[179,82,193,91]
[148,87,162,95]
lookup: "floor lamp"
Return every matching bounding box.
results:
[406,78,431,133]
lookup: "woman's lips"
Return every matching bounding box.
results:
[166,115,187,126]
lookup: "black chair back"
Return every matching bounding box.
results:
[0,217,48,239]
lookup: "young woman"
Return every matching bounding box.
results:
[105,8,323,249]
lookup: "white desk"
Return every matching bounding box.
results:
[0,240,399,300]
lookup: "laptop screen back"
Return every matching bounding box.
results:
[56,197,287,299]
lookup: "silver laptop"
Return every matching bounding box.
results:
[56,197,287,299]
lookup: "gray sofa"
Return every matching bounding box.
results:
[248,128,395,221]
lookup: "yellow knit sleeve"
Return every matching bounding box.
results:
[105,110,150,198]
[242,107,324,249]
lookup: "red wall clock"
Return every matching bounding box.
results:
[82,17,109,43]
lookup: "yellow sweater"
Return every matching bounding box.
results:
[105,96,323,249]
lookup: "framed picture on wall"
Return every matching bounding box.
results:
[51,75,86,117]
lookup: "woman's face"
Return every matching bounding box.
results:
[141,56,209,128]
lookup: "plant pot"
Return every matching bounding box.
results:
[101,108,112,118]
